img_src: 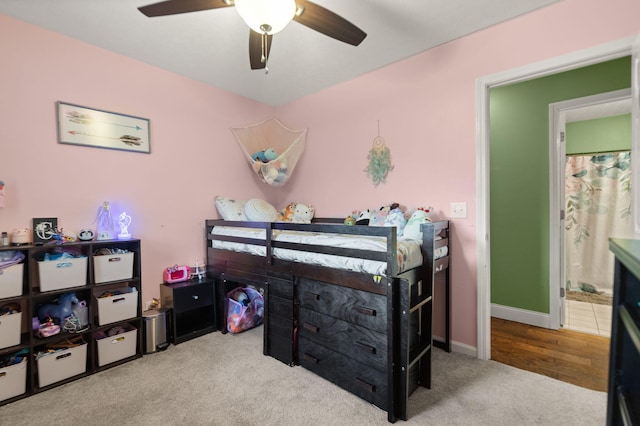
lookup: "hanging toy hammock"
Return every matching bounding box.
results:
[365,122,394,186]
[231,117,307,187]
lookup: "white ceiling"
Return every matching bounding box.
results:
[0,0,560,106]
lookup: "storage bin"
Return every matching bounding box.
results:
[0,263,23,299]
[0,311,22,349]
[37,342,87,387]
[96,288,138,325]
[96,327,137,366]
[0,359,27,402]
[38,257,87,292]
[94,252,134,284]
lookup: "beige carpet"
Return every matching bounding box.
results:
[0,326,607,425]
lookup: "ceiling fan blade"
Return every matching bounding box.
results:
[249,30,272,70]
[138,0,232,17]
[293,1,366,46]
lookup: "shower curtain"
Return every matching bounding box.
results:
[565,151,631,295]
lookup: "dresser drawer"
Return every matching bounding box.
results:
[299,308,386,370]
[299,337,388,410]
[298,278,386,332]
[172,283,214,313]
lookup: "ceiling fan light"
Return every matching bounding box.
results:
[235,0,296,35]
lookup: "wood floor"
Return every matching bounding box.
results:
[491,317,610,392]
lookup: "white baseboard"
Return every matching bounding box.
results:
[434,335,478,357]
[451,341,477,357]
[491,303,551,328]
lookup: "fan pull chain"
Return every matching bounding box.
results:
[261,32,269,74]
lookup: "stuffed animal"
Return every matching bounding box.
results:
[38,292,79,324]
[344,210,359,225]
[291,203,315,223]
[251,147,279,163]
[355,209,372,225]
[403,207,432,239]
[278,203,296,222]
[384,207,407,235]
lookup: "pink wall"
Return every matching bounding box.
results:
[1,0,638,351]
[275,0,640,348]
[0,14,274,303]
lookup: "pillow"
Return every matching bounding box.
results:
[244,199,278,222]
[215,196,247,221]
[403,209,432,239]
[383,207,407,235]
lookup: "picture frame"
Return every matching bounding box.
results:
[32,217,58,244]
[56,101,150,154]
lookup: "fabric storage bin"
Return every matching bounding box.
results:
[0,359,27,402]
[96,288,138,325]
[94,252,134,284]
[37,342,87,387]
[96,326,137,366]
[0,263,23,299]
[38,257,87,292]
[0,311,22,349]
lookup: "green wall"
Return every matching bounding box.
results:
[566,114,631,154]
[489,56,631,313]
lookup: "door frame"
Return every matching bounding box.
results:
[549,89,632,330]
[475,35,638,361]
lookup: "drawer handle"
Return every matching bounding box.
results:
[56,352,72,361]
[354,306,376,316]
[0,371,6,378]
[112,297,126,304]
[436,264,444,272]
[354,377,376,393]
[192,295,199,300]
[303,323,319,333]
[355,341,376,354]
[108,257,121,263]
[304,291,320,301]
[302,353,319,364]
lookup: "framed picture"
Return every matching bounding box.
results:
[57,101,150,154]
[32,217,58,244]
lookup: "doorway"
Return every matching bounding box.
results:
[551,90,632,336]
[476,36,639,361]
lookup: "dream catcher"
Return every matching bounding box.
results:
[364,122,393,186]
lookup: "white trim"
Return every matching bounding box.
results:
[450,341,477,358]
[476,35,637,361]
[491,304,551,329]
[548,89,632,331]
[434,334,478,357]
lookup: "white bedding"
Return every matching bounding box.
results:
[210,226,448,275]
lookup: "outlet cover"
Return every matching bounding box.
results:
[450,202,467,219]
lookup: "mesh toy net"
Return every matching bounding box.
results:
[231,117,307,186]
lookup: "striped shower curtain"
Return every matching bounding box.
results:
[565,151,632,295]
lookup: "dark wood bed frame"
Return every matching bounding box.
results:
[205,218,450,423]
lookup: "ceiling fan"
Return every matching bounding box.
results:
[138,0,367,71]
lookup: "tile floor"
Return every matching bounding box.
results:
[564,299,612,337]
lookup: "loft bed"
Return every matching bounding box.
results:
[205,218,450,423]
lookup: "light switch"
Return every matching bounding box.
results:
[450,202,467,219]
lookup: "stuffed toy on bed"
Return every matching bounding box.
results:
[291,203,315,223]
[278,203,296,222]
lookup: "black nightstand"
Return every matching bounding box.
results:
[160,278,217,344]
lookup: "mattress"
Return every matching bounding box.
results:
[210,226,448,275]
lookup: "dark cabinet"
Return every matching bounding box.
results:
[160,278,217,344]
[607,239,640,425]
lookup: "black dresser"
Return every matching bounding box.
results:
[607,238,640,425]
